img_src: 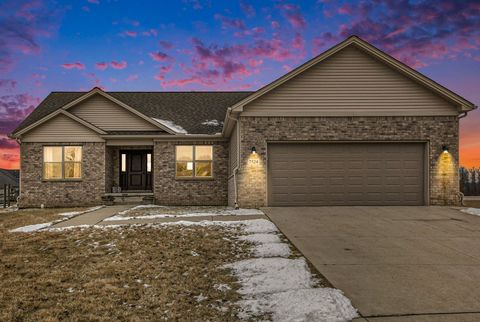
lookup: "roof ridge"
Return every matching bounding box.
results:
[50,91,255,93]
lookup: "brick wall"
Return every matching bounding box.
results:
[236,116,459,207]
[19,142,106,208]
[153,141,228,205]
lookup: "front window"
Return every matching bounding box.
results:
[43,146,82,180]
[176,145,213,178]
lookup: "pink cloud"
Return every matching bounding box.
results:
[248,59,263,67]
[110,61,127,69]
[279,3,306,29]
[271,21,280,29]
[337,3,352,15]
[149,51,172,62]
[61,62,85,70]
[95,62,108,70]
[124,31,137,37]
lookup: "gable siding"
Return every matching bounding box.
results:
[69,94,161,131]
[22,114,104,142]
[243,46,458,116]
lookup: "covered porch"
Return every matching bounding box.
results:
[104,141,154,204]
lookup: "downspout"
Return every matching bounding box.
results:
[456,107,476,205]
[15,137,22,204]
[226,108,241,209]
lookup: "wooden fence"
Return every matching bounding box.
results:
[460,168,480,196]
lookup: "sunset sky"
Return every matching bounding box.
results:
[0,0,479,169]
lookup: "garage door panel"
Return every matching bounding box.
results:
[268,143,425,206]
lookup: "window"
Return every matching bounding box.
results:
[43,146,82,180]
[147,153,152,173]
[176,145,213,178]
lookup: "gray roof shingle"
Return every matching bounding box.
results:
[13,91,253,135]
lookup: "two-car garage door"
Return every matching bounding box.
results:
[268,143,426,206]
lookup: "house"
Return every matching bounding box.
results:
[10,36,477,208]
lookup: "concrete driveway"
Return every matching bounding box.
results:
[263,206,480,321]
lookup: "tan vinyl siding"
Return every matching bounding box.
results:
[22,114,104,142]
[243,46,458,116]
[69,94,160,131]
[229,123,238,174]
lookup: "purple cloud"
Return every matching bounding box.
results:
[110,60,127,69]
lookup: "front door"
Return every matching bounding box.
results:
[120,150,152,191]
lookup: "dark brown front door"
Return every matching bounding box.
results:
[120,150,152,191]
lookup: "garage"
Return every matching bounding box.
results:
[267,142,426,206]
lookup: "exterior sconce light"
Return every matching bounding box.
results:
[442,145,449,154]
[251,146,257,154]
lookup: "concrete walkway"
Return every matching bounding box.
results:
[51,205,131,228]
[264,206,480,321]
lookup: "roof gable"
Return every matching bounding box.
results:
[69,93,163,132]
[241,45,459,117]
[229,36,476,113]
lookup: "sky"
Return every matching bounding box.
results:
[0,0,479,169]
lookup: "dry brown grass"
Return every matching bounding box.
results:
[0,207,87,231]
[0,215,250,321]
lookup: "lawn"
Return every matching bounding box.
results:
[0,207,357,321]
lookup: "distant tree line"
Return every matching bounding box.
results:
[460,167,480,196]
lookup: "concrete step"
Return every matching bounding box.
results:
[102,193,154,205]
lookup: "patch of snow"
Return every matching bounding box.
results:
[194,294,208,302]
[242,219,278,234]
[226,258,313,295]
[190,250,200,257]
[67,287,75,293]
[254,243,291,258]
[461,208,480,216]
[9,222,52,233]
[58,205,104,217]
[214,284,232,292]
[201,119,222,126]
[239,289,358,322]
[238,233,281,244]
[226,257,357,321]
[152,118,188,134]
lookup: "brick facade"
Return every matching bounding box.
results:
[236,116,460,207]
[153,141,229,205]
[18,142,106,208]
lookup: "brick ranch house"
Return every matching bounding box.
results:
[10,36,477,208]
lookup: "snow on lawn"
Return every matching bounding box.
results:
[461,208,480,216]
[105,206,264,221]
[9,222,53,233]
[227,219,358,321]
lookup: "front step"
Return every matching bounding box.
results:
[102,192,154,205]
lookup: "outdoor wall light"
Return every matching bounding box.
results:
[442,145,449,154]
[251,146,257,154]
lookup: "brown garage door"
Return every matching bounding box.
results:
[268,143,425,206]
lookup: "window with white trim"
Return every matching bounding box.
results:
[175,145,213,178]
[43,146,82,180]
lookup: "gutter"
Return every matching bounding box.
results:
[226,108,241,209]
